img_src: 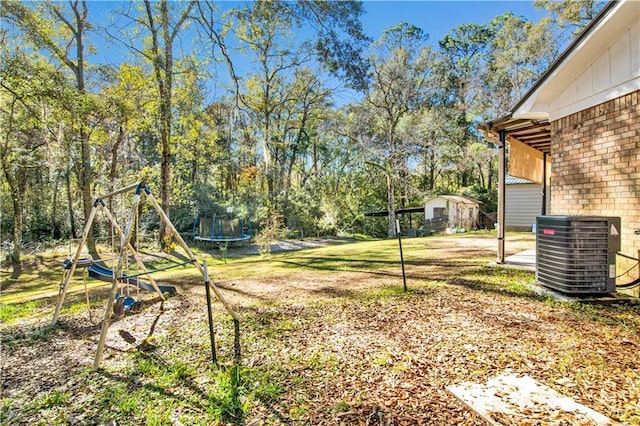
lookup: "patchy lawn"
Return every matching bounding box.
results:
[1,232,639,425]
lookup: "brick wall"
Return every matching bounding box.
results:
[550,90,640,292]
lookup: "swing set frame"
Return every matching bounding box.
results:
[54,181,238,368]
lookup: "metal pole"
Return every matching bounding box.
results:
[396,220,407,292]
[203,261,218,365]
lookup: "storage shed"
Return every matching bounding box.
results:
[424,195,480,230]
[505,175,551,231]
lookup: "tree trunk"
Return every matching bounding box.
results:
[10,195,23,279]
[143,0,196,244]
[80,127,96,255]
[4,172,24,279]
[69,1,95,255]
[51,170,62,239]
[65,170,77,239]
[488,161,494,191]
[387,170,396,238]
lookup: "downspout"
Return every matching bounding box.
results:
[497,130,506,264]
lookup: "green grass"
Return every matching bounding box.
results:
[0,300,43,324]
[1,233,512,306]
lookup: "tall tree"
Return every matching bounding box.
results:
[202,1,346,221]
[0,50,68,277]
[439,22,493,188]
[2,0,97,252]
[363,23,433,237]
[534,0,605,40]
[118,0,195,242]
[233,1,310,204]
[484,12,556,118]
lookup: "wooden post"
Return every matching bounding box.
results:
[143,185,239,322]
[94,186,142,368]
[53,201,99,325]
[541,152,547,216]
[98,182,139,199]
[497,130,506,264]
[396,220,407,292]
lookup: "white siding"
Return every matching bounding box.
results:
[550,16,640,121]
[506,184,551,229]
[424,199,449,220]
[512,0,640,121]
[424,196,480,229]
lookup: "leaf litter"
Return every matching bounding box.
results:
[1,234,639,425]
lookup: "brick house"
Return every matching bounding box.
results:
[481,0,639,293]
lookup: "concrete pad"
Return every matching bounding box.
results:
[447,373,619,425]
[488,249,536,271]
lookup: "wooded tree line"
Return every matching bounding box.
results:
[1,0,601,277]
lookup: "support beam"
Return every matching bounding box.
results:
[541,153,547,216]
[53,200,99,325]
[497,130,506,264]
[95,186,142,368]
[98,182,139,199]
[143,185,239,322]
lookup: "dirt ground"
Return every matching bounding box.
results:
[1,234,639,425]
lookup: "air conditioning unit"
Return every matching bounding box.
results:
[536,216,621,294]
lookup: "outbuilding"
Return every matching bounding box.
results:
[424,195,480,230]
[505,175,551,232]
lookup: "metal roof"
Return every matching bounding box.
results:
[505,175,535,185]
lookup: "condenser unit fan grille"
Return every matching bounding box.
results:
[536,216,620,294]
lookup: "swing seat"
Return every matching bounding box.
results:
[88,263,177,295]
[122,296,136,310]
[114,294,142,312]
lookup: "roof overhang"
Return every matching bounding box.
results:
[480,0,633,154]
[480,114,551,153]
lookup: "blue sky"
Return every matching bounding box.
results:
[360,1,545,43]
[89,1,545,65]
[85,1,547,103]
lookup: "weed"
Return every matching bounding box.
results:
[1,322,62,349]
[289,396,310,419]
[364,286,407,300]
[334,400,351,413]
[40,390,70,407]
[0,300,42,324]
[205,365,244,422]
